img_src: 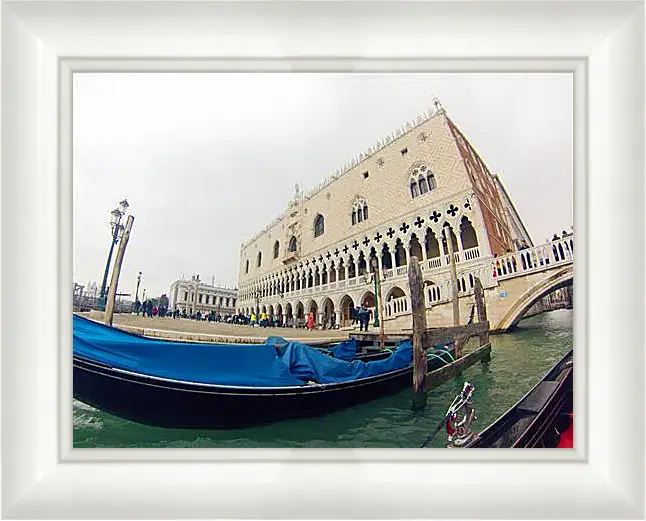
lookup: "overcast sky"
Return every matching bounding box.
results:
[73,73,572,299]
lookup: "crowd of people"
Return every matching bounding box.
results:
[130,300,377,332]
[133,299,170,318]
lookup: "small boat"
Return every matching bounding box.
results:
[73,315,455,429]
[434,349,573,448]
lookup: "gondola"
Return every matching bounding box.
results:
[73,315,455,429]
[439,349,573,448]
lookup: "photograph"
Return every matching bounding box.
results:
[72,72,573,449]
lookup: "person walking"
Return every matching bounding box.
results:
[306,311,315,330]
[359,303,369,332]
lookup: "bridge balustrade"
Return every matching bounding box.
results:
[495,236,574,281]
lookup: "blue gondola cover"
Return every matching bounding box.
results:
[73,315,412,388]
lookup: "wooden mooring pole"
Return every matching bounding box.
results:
[473,276,491,362]
[443,224,462,357]
[408,255,427,410]
[105,215,134,326]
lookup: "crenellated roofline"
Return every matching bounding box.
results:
[240,101,446,250]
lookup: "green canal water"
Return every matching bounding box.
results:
[73,309,573,448]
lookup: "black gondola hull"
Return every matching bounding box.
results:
[464,349,573,448]
[74,354,445,429]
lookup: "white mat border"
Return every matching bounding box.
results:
[1,1,643,518]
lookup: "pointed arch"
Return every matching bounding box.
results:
[314,214,325,238]
[360,291,376,308]
[273,240,280,259]
[329,261,337,283]
[394,239,407,266]
[409,233,423,262]
[441,222,459,253]
[347,255,356,278]
[424,228,441,259]
[459,216,479,250]
[357,251,367,276]
[381,243,393,269]
[339,294,355,327]
[386,286,406,300]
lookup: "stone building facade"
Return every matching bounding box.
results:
[169,275,237,316]
[237,101,531,329]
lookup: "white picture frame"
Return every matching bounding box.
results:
[2,0,643,518]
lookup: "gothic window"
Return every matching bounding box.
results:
[289,236,297,252]
[273,240,280,259]
[257,251,262,268]
[245,260,249,274]
[460,216,479,249]
[351,199,369,225]
[314,215,325,238]
[410,164,437,198]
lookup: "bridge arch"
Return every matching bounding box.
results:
[494,266,573,331]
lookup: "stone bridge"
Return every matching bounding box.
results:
[380,235,574,332]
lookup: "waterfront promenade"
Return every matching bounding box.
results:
[79,311,351,343]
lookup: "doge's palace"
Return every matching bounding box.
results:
[237,101,531,330]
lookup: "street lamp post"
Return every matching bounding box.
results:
[98,199,129,310]
[135,271,142,302]
[371,261,380,328]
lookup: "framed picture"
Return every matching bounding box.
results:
[2,0,643,518]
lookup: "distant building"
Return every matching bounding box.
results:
[169,274,237,315]
[237,99,532,328]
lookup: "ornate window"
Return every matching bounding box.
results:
[288,236,297,252]
[410,164,437,198]
[273,240,280,259]
[351,199,369,226]
[314,214,325,238]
